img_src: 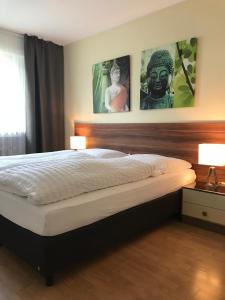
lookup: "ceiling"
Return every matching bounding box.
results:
[0,0,185,45]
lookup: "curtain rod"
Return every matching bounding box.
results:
[0,27,23,38]
[0,27,62,46]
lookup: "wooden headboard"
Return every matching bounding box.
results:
[75,122,225,182]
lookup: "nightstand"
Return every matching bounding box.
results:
[182,182,225,234]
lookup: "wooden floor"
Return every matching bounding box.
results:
[0,221,224,300]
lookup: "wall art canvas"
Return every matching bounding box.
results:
[140,38,197,110]
[93,55,130,113]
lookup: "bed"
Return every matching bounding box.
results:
[0,121,224,286]
[0,169,195,237]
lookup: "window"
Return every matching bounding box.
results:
[0,30,26,155]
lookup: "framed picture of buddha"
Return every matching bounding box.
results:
[92,55,130,113]
[140,37,197,110]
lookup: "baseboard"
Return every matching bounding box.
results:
[182,215,225,235]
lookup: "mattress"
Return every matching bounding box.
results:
[0,169,196,236]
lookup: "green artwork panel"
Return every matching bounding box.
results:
[140,38,197,110]
[93,55,130,113]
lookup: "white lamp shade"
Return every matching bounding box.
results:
[70,136,86,150]
[198,144,225,166]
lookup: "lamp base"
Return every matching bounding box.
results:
[205,166,218,189]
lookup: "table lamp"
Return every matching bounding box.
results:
[198,144,225,187]
[70,136,86,150]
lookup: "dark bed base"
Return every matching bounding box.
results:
[0,190,182,286]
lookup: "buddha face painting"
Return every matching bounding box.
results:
[140,38,198,110]
[147,50,173,99]
[148,65,170,98]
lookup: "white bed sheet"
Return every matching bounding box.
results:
[0,169,195,236]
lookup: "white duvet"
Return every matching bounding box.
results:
[0,150,192,206]
[0,155,155,206]
[0,150,91,171]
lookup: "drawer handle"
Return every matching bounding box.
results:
[202,211,208,217]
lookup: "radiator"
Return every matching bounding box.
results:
[0,133,26,156]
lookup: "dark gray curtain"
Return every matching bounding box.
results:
[24,34,64,153]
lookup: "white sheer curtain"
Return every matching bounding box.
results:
[0,29,26,155]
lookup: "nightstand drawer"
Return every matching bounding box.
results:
[183,189,225,211]
[183,202,225,225]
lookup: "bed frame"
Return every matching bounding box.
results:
[0,190,181,286]
[0,121,225,286]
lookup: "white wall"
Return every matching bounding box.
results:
[64,0,225,147]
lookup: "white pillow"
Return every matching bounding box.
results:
[78,148,127,158]
[129,154,191,176]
